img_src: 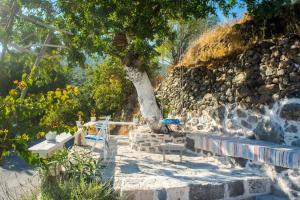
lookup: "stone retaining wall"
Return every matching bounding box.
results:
[157,35,300,147]
[129,127,185,153]
[121,177,271,200]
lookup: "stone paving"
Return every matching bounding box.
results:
[105,136,272,200]
[0,155,38,200]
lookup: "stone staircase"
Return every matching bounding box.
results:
[106,136,274,200]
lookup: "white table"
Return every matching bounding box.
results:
[83,121,137,127]
[160,143,185,162]
[29,133,73,158]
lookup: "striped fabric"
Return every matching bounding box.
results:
[191,134,300,169]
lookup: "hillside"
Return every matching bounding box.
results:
[157,3,300,145]
[176,3,300,68]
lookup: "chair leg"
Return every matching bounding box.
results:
[180,151,182,162]
[163,149,166,162]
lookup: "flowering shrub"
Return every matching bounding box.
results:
[0,84,82,163]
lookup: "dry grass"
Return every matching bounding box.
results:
[178,15,253,68]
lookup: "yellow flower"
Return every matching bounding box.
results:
[9,89,18,97]
[66,85,72,90]
[21,134,30,141]
[37,131,45,138]
[73,86,79,94]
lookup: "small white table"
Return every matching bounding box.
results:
[83,121,137,127]
[160,143,185,162]
[29,133,73,158]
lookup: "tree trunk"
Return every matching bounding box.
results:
[124,66,164,133]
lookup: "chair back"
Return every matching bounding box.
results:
[95,116,110,130]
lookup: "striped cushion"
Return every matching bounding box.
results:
[189,134,300,169]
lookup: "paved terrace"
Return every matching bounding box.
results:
[101,136,272,200]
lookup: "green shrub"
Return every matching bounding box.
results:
[38,149,120,200]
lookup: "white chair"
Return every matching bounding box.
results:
[85,116,110,160]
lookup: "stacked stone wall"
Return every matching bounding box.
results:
[157,34,300,147]
[129,127,186,153]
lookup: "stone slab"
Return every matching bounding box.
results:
[104,136,271,200]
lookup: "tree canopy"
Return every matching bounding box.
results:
[56,0,237,69]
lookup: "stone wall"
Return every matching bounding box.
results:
[129,126,185,153]
[122,177,271,200]
[157,34,300,147]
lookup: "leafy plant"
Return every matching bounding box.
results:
[0,85,82,163]
[38,149,119,200]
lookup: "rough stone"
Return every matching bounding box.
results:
[280,103,300,121]
[265,67,275,76]
[241,120,252,129]
[291,139,300,147]
[237,109,247,118]
[122,190,154,200]
[227,180,245,197]
[258,84,278,94]
[253,119,284,144]
[248,115,258,123]
[189,183,225,200]
[156,189,167,200]
[185,137,195,151]
[233,72,246,84]
[248,179,270,194]
[285,125,298,133]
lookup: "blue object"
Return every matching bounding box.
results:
[64,138,75,149]
[95,123,106,129]
[85,135,104,141]
[160,118,181,125]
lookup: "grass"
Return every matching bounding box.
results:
[179,15,252,68]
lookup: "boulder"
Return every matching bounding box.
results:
[280,103,300,121]
[285,125,298,133]
[291,139,300,147]
[236,109,247,118]
[253,119,284,144]
[258,84,278,94]
[233,72,246,84]
[241,120,252,129]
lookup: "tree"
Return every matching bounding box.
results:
[157,16,218,65]
[2,0,290,133]
[54,0,237,132]
[85,58,133,117]
[0,0,72,98]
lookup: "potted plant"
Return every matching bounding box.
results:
[132,113,140,124]
[45,131,57,143]
[90,109,96,122]
[76,111,84,127]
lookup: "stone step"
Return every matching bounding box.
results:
[120,177,271,200]
[254,194,289,200]
[111,141,272,200]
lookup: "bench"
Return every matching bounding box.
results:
[29,132,73,158]
[187,134,300,169]
[160,143,185,162]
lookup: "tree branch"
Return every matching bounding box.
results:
[21,31,53,99]
[18,14,73,35]
[7,42,38,55]
[0,0,19,61]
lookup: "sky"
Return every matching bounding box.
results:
[216,1,247,24]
